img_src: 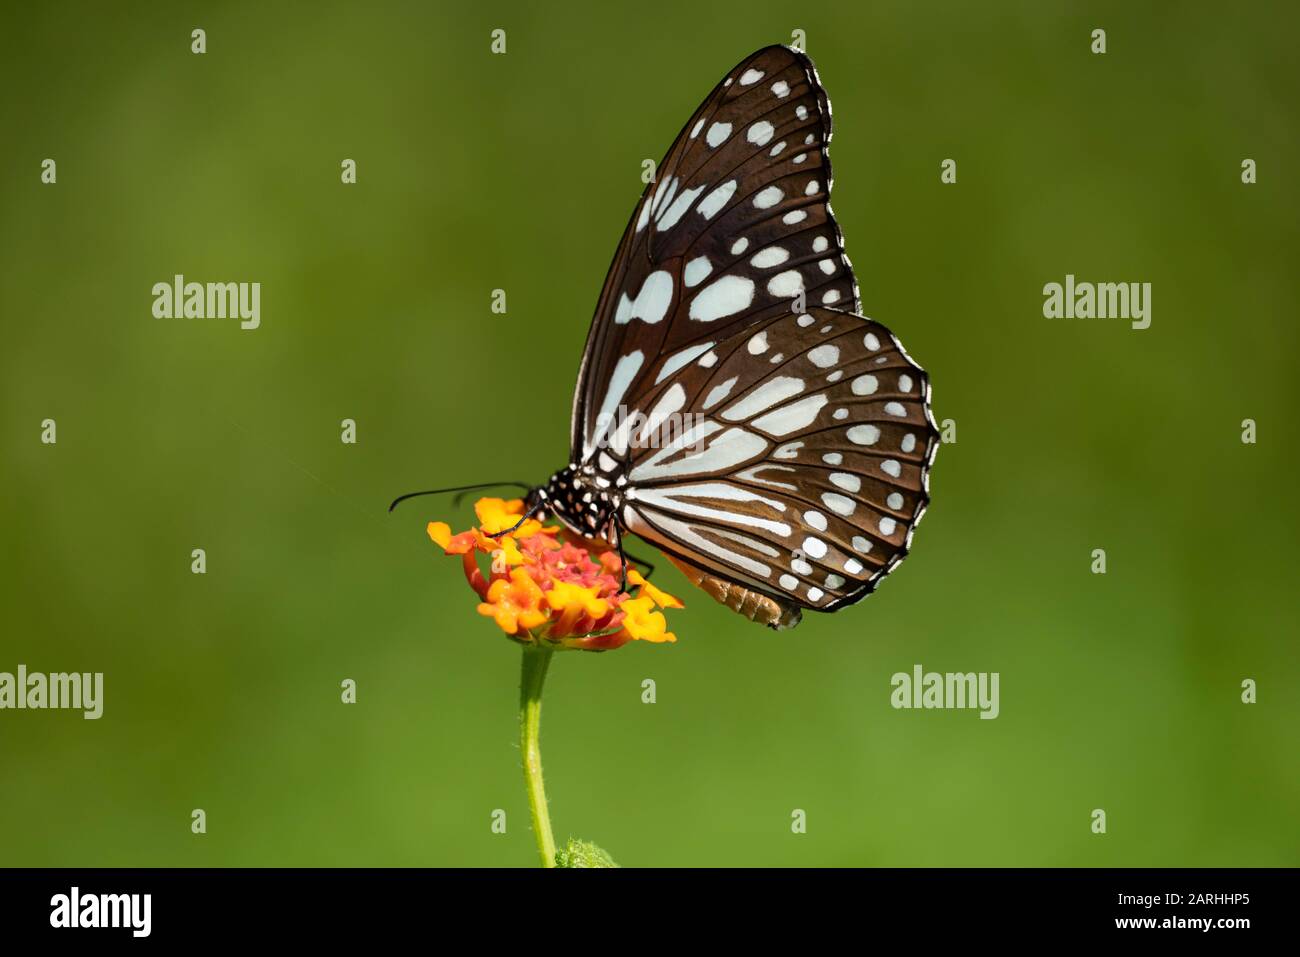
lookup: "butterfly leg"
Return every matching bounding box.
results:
[613,523,630,593]
[610,523,656,591]
[621,550,656,579]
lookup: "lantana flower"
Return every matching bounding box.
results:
[428,497,681,651]
[415,495,684,868]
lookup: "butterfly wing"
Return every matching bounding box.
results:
[567,45,936,615]
[618,306,938,611]
[571,45,860,461]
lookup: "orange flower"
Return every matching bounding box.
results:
[478,568,549,635]
[618,595,676,644]
[427,497,681,651]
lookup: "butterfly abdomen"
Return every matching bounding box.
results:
[667,556,802,631]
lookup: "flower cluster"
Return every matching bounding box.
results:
[427,497,681,651]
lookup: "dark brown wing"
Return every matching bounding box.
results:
[570,45,860,462]
[617,306,938,612]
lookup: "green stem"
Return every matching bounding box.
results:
[519,643,557,868]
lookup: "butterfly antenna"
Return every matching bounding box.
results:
[388,481,531,513]
[483,499,545,538]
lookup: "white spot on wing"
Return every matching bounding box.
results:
[735,464,798,491]
[657,184,705,231]
[822,492,855,517]
[703,377,738,409]
[721,376,804,421]
[628,426,767,483]
[803,510,827,531]
[802,536,827,559]
[586,351,644,457]
[689,275,755,322]
[852,374,878,395]
[649,177,674,215]
[807,344,840,368]
[767,270,804,297]
[751,394,826,435]
[750,246,789,268]
[654,342,714,384]
[635,384,688,445]
[830,473,861,492]
[697,180,736,219]
[684,256,712,288]
[614,270,674,325]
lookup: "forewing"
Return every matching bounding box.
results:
[572,45,860,461]
[618,307,938,611]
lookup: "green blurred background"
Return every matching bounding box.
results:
[2,1,1296,867]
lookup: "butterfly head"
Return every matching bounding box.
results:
[533,463,621,543]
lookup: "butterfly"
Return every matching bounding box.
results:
[426,45,938,630]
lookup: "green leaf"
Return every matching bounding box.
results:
[554,837,619,868]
